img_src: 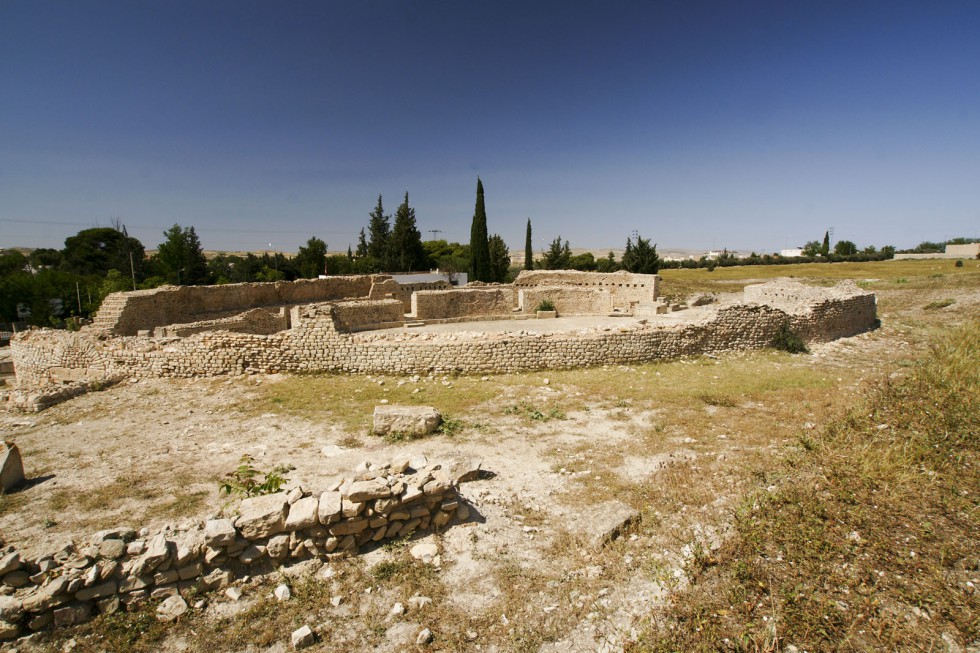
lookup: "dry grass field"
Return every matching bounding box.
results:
[1,258,977,652]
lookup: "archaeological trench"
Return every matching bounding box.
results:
[0,270,878,639]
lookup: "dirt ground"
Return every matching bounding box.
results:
[1,275,978,652]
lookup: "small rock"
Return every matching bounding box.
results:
[330,595,343,607]
[416,627,433,645]
[291,625,315,650]
[0,441,25,492]
[408,596,433,611]
[388,602,405,618]
[225,587,243,601]
[156,595,188,622]
[410,540,440,564]
[274,584,291,602]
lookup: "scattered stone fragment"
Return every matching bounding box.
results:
[330,595,343,607]
[225,587,243,601]
[372,405,442,437]
[410,540,441,564]
[156,594,188,622]
[291,625,315,650]
[0,441,25,491]
[408,596,433,611]
[416,627,433,645]
[274,584,291,601]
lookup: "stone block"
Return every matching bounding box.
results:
[317,491,343,524]
[346,478,392,502]
[0,441,25,492]
[203,519,237,547]
[236,493,288,539]
[372,405,441,437]
[284,496,319,531]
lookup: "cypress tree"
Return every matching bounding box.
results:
[469,178,491,281]
[524,218,533,270]
[821,230,830,257]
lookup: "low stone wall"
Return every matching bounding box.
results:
[411,288,515,320]
[9,282,877,386]
[0,457,478,639]
[369,279,450,313]
[155,308,288,338]
[514,270,659,309]
[90,276,382,336]
[330,299,405,333]
[519,287,612,315]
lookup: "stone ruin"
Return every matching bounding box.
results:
[0,455,482,640]
[6,271,877,391]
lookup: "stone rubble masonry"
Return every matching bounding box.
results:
[9,276,876,389]
[518,286,613,315]
[368,278,452,313]
[0,458,475,640]
[514,269,659,310]
[155,308,288,338]
[412,287,515,321]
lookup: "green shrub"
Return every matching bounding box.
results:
[535,299,556,312]
[772,323,809,354]
[219,454,294,497]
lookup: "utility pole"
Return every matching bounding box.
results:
[428,229,442,240]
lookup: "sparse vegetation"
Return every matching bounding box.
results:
[771,322,809,354]
[535,298,556,312]
[219,455,294,498]
[924,297,955,310]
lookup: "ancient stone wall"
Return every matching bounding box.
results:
[91,276,381,336]
[155,308,289,338]
[411,288,515,321]
[10,282,877,386]
[330,299,405,333]
[514,270,659,309]
[368,279,451,313]
[0,457,477,638]
[518,287,612,315]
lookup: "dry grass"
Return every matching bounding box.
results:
[632,320,980,651]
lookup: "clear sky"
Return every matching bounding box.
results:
[1,1,978,254]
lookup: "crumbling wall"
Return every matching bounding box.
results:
[10,282,877,385]
[368,279,451,313]
[155,308,288,338]
[330,299,405,333]
[91,276,382,336]
[411,288,515,320]
[0,457,478,638]
[514,270,659,309]
[518,287,612,315]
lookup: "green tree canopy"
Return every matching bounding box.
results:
[61,226,145,279]
[622,235,660,274]
[487,234,511,282]
[154,224,210,285]
[834,240,858,256]
[367,195,391,270]
[821,231,831,256]
[469,178,491,281]
[390,192,428,272]
[295,237,327,278]
[540,236,571,270]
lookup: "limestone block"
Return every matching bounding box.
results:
[53,602,92,627]
[346,478,392,503]
[317,491,343,524]
[0,441,25,491]
[327,518,368,536]
[267,534,290,560]
[156,594,188,622]
[0,620,20,641]
[581,500,640,547]
[372,405,442,437]
[75,580,117,601]
[0,596,23,623]
[130,534,172,576]
[284,496,319,531]
[98,539,126,560]
[236,493,288,539]
[0,552,21,576]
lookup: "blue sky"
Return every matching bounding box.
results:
[1,1,978,254]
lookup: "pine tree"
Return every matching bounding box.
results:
[367,195,391,269]
[821,231,830,257]
[390,192,428,272]
[156,224,210,285]
[541,236,571,269]
[295,237,327,278]
[622,234,660,274]
[488,234,511,282]
[469,178,491,281]
[356,228,368,257]
[524,218,533,270]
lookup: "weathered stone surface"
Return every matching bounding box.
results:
[292,624,315,649]
[236,493,288,539]
[580,500,640,547]
[450,458,483,484]
[119,575,152,593]
[372,405,442,437]
[53,602,92,627]
[410,540,440,564]
[317,491,343,524]
[156,594,188,622]
[130,534,172,576]
[0,620,20,641]
[98,539,127,560]
[0,596,23,623]
[204,519,237,547]
[284,496,319,531]
[0,552,21,576]
[76,581,117,601]
[274,584,291,601]
[346,478,392,503]
[239,545,265,564]
[0,441,25,491]
[328,518,368,536]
